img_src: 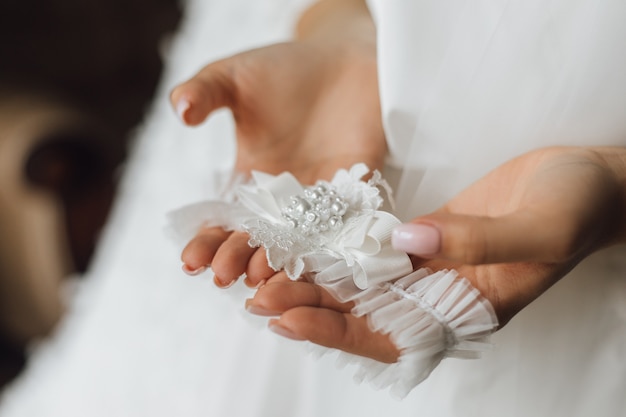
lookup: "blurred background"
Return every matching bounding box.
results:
[0,0,182,388]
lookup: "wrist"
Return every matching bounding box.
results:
[296,0,375,46]
[295,0,377,90]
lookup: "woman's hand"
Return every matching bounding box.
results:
[245,146,626,362]
[246,272,401,363]
[171,0,382,182]
[395,146,626,324]
[171,0,385,286]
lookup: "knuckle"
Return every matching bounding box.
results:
[446,219,490,264]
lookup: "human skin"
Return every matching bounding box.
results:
[170,0,383,287]
[246,146,626,362]
[170,1,626,363]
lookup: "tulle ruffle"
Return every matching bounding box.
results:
[167,164,499,397]
[325,268,497,398]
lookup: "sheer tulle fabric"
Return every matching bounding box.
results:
[307,268,498,399]
[168,164,498,396]
[1,1,625,416]
[372,0,626,219]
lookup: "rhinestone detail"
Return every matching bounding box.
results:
[281,181,349,235]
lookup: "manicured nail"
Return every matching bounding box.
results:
[182,264,208,276]
[213,275,235,289]
[244,277,267,289]
[245,299,279,316]
[268,321,305,341]
[392,223,441,256]
[176,98,190,123]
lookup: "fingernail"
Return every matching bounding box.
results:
[245,299,279,316]
[392,223,441,256]
[176,97,190,123]
[213,275,235,289]
[244,277,267,289]
[268,321,305,341]
[182,264,208,276]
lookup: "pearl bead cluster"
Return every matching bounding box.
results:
[281,181,349,235]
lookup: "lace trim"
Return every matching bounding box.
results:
[167,164,498,397]
[311,268,498,398]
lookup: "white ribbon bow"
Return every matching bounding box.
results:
[238,164,413,289]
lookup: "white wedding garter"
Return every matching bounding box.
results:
[168,164,498,398]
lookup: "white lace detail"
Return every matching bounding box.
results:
[167,164,499,397]
[235,164,414,288]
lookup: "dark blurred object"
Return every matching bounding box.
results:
[0,333,25,390]
[0,0,182,388]
[0,0,182,158]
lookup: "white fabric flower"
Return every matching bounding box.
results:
[236,163,414,289]
[167,164,498,397]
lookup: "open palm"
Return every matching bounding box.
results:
[418,147,622,324]
[171,41,384,183]
[171,39,386,285]
[247,147,624,362]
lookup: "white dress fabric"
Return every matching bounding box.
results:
[1,0,625,416]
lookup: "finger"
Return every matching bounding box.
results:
[181,227,231,274]
[170,59,237,126]
[269,308,399,363]
[243,248,276,288]
[392,211,578,265]
[211,231,257,286]
[246,280,352,316]
[264,271,293,284]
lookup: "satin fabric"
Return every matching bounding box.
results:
[0,1,624,416]
[371,0,626,219]
[369,0,626,415]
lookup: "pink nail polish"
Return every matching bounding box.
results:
[182,264,208,276]
[176,98,190,123]
[392,223,441,256]
[268,322,306,341]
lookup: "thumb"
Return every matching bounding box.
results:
[391,211,573,265]
[169,59,237,126]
